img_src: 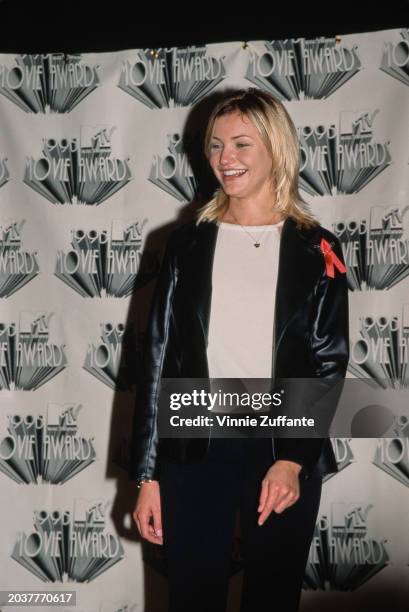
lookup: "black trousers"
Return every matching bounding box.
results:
[159,437,322,612]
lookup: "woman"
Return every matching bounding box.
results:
[130,88,349,612]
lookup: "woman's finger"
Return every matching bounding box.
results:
[257,479,269,512]
[272,491,295,514]
[152,507,163,544]
[138,511,150,538]
[133,515,141,536]
[274,491,299,514]
[133,507,143,534]
[271,484,292,510]
[138,510,159,544]
[258,484,280,525]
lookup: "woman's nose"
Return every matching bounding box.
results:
[219,147,236,166]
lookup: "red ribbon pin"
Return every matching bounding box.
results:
[319,238,346,278]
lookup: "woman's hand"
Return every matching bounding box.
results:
[257,460,302,525]
[132,480,163,545]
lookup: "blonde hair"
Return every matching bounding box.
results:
[196,87,318,230]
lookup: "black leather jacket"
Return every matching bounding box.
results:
[129,215,350,483]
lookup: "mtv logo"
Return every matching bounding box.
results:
[20,312,50,336]
[47,403,80,429]
[111,219,145,243]
[80,125,115,151]
[74,499,108,525]
[331,503,373,536]
[339,110,378,138]
[0,219,24,243]
[370,206,406,232]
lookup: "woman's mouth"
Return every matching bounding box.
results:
[221,169,248,181]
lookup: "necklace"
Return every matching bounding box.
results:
[225,209,284,248]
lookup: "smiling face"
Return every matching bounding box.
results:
[208,110,275,200]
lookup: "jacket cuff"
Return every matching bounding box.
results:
[275,438,325,479]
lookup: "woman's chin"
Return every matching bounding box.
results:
[221,184,249,196]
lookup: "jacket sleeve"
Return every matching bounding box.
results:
[274,233,350,478]
[129,229,178,483]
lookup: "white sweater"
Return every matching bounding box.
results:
[207,219,284,379]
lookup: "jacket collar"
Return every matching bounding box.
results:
[185,215,323,377]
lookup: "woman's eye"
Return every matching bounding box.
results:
[210,143,249,150]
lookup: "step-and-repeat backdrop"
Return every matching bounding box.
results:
[1,27,409,612]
